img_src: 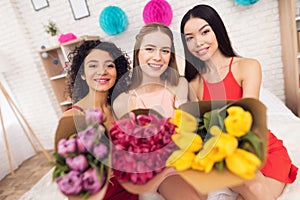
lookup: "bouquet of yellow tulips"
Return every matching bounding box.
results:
[166,98,267,193]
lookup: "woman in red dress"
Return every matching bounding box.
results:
[180,4,298,199]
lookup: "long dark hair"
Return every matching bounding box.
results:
[180,4,236,81]
[130,23,179,89]
[67,40,130,104]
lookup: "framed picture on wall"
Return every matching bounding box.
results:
[69,0,90,20]
[31,0,49,11]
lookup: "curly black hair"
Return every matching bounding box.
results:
[66,40,131,104]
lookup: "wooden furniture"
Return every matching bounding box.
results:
[0,82,52,176]
[278,0,300,116]
[39,36,99,112]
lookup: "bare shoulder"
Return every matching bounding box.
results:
[237,57,261,71]
[112,92,131,118]
[172,77,188,96]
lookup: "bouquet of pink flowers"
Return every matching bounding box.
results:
[110,110,177,185]
[53,109,110,198]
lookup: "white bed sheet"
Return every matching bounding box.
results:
[260,88,300,200]
[19,88,300,200]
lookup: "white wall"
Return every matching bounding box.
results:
[0,0,289,149]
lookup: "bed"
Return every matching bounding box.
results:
[19,88,300,200]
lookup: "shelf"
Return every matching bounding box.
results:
[39,35,99,112]
[60,100,72,106]
[60,36,100,46]
[50,73,66,80]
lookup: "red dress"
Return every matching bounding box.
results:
[202,57,298,183]
[64,106,138,200]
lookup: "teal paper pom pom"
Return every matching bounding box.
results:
[99,6,128,36]
[235,0,259,6]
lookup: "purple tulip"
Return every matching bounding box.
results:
[77,126,97,151]
[76,137,87,153]
[85,109,104,125]
[56,171,83,195]
[66,155,89,172]
[57,138,77,157]
[97,125,106,136]
[82,168,106,194]
[93,143,108,160]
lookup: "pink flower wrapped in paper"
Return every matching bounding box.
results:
[110,109,177,193]
[53,109,110,199]
[166,98,268,194]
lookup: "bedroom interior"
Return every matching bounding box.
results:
[0,0,299,199]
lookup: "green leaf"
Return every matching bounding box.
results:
[239,131,263,160]
[203,109,226,130]
[53,152,66,165]
[196,117,208,141]
[52,167,61,180]
[215,160,225,172]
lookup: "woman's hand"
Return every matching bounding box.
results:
[158,174,204,200]
[230,171,285,200]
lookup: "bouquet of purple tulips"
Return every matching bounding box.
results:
[53,109,110,198]
[110,110,177,188]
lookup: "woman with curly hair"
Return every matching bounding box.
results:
[55,40,138,200]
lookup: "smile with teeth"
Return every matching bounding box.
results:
[148,63,163,70]
[94,78,110,84]
[196,47,209,56]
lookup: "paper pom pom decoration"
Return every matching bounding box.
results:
[99,6,128,36]
[234,0,259,6]
[143,0,173,26]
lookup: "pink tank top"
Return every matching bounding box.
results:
[131,83,175,117]
[202,57,243,101]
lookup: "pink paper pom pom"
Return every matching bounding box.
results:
[143,0,173,26]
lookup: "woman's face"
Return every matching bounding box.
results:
[183,17,218,61]
[82,49,117,92]
[138,31,171,78]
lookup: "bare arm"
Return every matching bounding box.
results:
[174,77,190,107]
[238,58,262,99]
[232,58,286,199]
[112,92,131,119]
[158,175,204,200]
[231,171,285,200]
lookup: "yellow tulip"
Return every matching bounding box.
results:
[172,132,203,152]
[193,148,224,173]
[225,148,261,179]
[224,106,252,137]
[166,150,195,171]
[209,125,222,136]
[170,109,197,133]
[197,126,238,159]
